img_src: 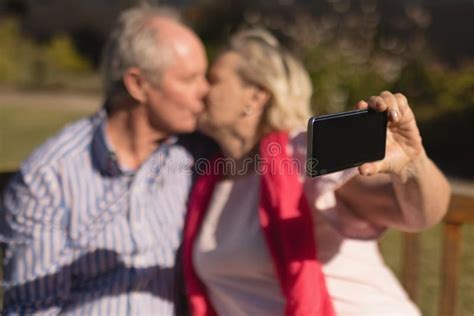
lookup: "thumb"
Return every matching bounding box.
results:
[358,161,385,176]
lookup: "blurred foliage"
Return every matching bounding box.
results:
[0,18,36,85]
[188,0,474,120]
[1,1,473,118]
[395,60,474,119]
[188,0,474,179]
[44,36,91,72]
[0,18,94,89]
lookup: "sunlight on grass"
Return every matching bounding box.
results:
[0,103,97,170]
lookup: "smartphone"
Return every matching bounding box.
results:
[307,108,387,177]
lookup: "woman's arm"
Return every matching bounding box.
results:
[335,91,451,232]
[335,153,450,232]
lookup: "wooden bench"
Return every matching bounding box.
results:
[0,171,14,194]
[401,191,474,316]
[0,171,473,315]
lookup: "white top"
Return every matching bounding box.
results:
[193,132,421,316]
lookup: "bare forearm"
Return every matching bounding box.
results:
[335,152,450,232]
[390,150,451,231]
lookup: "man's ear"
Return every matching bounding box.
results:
[123,67,147,104]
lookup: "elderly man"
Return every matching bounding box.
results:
[1,5,208,314]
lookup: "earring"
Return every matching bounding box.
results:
[243,107,253,116]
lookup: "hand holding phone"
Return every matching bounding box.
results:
[307,91,425,178]
[307,108,387,177]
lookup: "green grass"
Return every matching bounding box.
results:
[0,99,473,315]
[0,103,97,170]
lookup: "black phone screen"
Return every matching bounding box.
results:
[307,108,387,177]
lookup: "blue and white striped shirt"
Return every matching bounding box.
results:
[1,110,193,315]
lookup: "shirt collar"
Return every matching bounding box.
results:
[91,112,125,176]
[91,110,179,177]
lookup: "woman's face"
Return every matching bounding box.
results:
[198,52,251,137]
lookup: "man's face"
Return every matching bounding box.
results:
[144,34,209,135]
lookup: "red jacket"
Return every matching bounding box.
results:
[182,131,335,316]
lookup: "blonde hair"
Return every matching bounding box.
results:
[228,29,312,132]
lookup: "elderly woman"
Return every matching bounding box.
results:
[182,29,450,316]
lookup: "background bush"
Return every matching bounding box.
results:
[0,18,95,89]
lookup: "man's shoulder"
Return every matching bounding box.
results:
[20,114,100,176]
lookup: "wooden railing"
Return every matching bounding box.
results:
[0,171,473,315]
[401,192,474,316]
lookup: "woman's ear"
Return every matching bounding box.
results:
[249,86,270,112]
[123,67,147,104]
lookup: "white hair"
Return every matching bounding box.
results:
[228,29,312,132]
[101,4,181,106]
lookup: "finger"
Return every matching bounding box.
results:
[355,100,368,110]
[358,163,376,176]
[367,95,387,112]
[380,91,401,123]
[394,92,409,116]
[358,161,384,176]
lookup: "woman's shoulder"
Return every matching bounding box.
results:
[289,129,307,149]
[287,129,307,163]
